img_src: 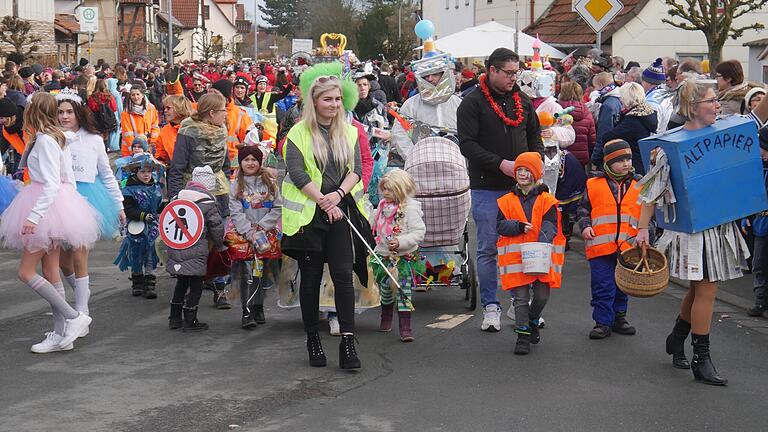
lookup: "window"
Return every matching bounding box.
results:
[762,65,768,84]
[676,53,707,61]
[203,5,210,20]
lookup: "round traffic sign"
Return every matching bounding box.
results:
[159,199,205,250]
[83,8,95,20]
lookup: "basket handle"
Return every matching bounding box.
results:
[631,243,650,274]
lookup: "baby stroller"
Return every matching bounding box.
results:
[404,125,477,310]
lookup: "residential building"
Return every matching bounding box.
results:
[744,38,768,83]
[422,0,475,39]
[475,0,555,31]
[0,0,56,64]
[524,0,768,72]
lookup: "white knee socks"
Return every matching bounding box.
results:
[52,281,66,335]
[63,273,77,291]
[28,275,78,335]
[73,276,90,315]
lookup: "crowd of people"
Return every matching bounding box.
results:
[1,41,767,385]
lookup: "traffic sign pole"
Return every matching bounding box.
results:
[596,31,601,50]
[88,32,92,65]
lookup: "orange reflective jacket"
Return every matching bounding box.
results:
[120,104,161,156]
[225,101,253,166]
[584,177,641,260]
[2,128,25,155]
[497,191,566,289]
[155,123,180,165]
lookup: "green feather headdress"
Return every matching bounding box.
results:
[298,61,359,112]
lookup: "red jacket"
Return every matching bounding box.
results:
[558,100,596,167]
[87,93,117,113]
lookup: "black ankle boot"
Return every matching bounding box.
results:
[131,273,144,296]
[612,312,636,335]
[168,303,183,329]
[514,328,531,355]
[306,332,327,367]
[339,334,361,369]
[252,305,266,324]
[241,307,257,329]
[529,321,541,345]
[182,307,209,332]
[666,316,691,369]
[143,274,157,299]
[691,333,727,386]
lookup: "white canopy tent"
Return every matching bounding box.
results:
[423,21,567,59]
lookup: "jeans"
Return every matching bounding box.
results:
[471,189,508,307]
[172,275,204,308]
[589,254,628,325]
[297,218,356,334]
[753,236,768,303]
[235,260,266,308]
[513,281,550,329]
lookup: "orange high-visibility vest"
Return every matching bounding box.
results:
[155,123,180,165]
[497,191,566,289]
[584,177,641,260]
[225,101,253,166]
[120,104,161,156]
[2,128,25,155]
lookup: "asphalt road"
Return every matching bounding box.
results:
[1,238,767,432]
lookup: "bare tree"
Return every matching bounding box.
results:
[0,16,42,58]
[195,30,216,62]
[662,0,768,67]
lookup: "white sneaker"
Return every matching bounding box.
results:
[60,312,92,348]
[78,325,89,338]
[535,317,546,328]
[506,300,516,320]
[31,332,74,353]
[481,304,502,332]
[328,316,341,336]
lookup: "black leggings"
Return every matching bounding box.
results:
[298,218,356,334]
[172,275,204,308]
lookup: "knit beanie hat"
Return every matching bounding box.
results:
[211,79,233,100]
[0,98,17,117]
[603,139,632,165]
[461,69,475,79]
[759,126,768,152]
[19,66,33,79]
[132,136,149,151]
[31,63,44,76]
[514,152,543,181]
[233,76,250,90]
[238,145,263,166]
[745,87,767,108]
[642,58,666,85]
[191,165,217,192]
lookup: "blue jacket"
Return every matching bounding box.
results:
[592,104,658,175]
[596,92,622,138]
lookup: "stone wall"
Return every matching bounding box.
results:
[0,19,56,63]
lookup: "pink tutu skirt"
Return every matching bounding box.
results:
[0,182,102,253]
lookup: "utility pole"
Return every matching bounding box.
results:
[253,0,258,60]
[514,1,519,53]
[168,0,173,65]
[12,0,18,18]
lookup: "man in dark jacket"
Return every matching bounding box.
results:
[377,63,402,105]
[457,47,544,332]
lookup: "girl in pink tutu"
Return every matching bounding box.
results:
[0,93,98,353]
[56,89,126,335]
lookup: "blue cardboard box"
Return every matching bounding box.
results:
[638,116,768,233]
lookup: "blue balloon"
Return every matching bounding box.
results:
[414,20,435,40]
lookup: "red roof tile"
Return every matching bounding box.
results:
[55,13,80,34]
[171,0,199,28]
[525,0,650,46]
[214,0,237,4]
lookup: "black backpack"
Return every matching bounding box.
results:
[94,100,117,133]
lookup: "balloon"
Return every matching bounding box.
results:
[414,20,435,40]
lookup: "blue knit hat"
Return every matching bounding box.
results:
[642,58,666,85]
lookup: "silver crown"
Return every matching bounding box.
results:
[54,87,83,105]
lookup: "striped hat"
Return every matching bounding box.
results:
[603,139,632,165]
[642,58,666,85]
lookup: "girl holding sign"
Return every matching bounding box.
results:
[0,93,97,353]
[55,89,125,333]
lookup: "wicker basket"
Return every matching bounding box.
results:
[615,246,670,298]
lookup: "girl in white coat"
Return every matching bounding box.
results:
[0,93,99,353]
[56,90,126,326]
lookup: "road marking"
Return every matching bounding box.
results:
[426,314,473,329]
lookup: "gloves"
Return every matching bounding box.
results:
[144,213,156,224]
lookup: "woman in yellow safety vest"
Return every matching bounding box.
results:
[281,68,368,370]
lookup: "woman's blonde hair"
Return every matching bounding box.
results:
[301,77,352,172]
[558,81,583,102]
[191,93,226,123]
[592,72,614,90]
[379,169,416,204]
[162,94,195,122]
[24,92,66,148]
[678,78,717,122]
[7,74,24,91]
[619,82,646,109]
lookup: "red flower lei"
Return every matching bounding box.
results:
[479,74,525,127]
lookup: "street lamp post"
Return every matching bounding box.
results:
[168,0,173,65]
[254,0,258,60]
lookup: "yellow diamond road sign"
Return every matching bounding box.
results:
[575,0,623,33]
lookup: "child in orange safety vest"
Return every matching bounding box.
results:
[577,139,641,340]
[497,152,566,355]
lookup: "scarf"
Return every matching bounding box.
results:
[373,199,400,246]
[598,83,617,97]
[604,162,634,182]
[354,95,376,119]
[130,104,147,116]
